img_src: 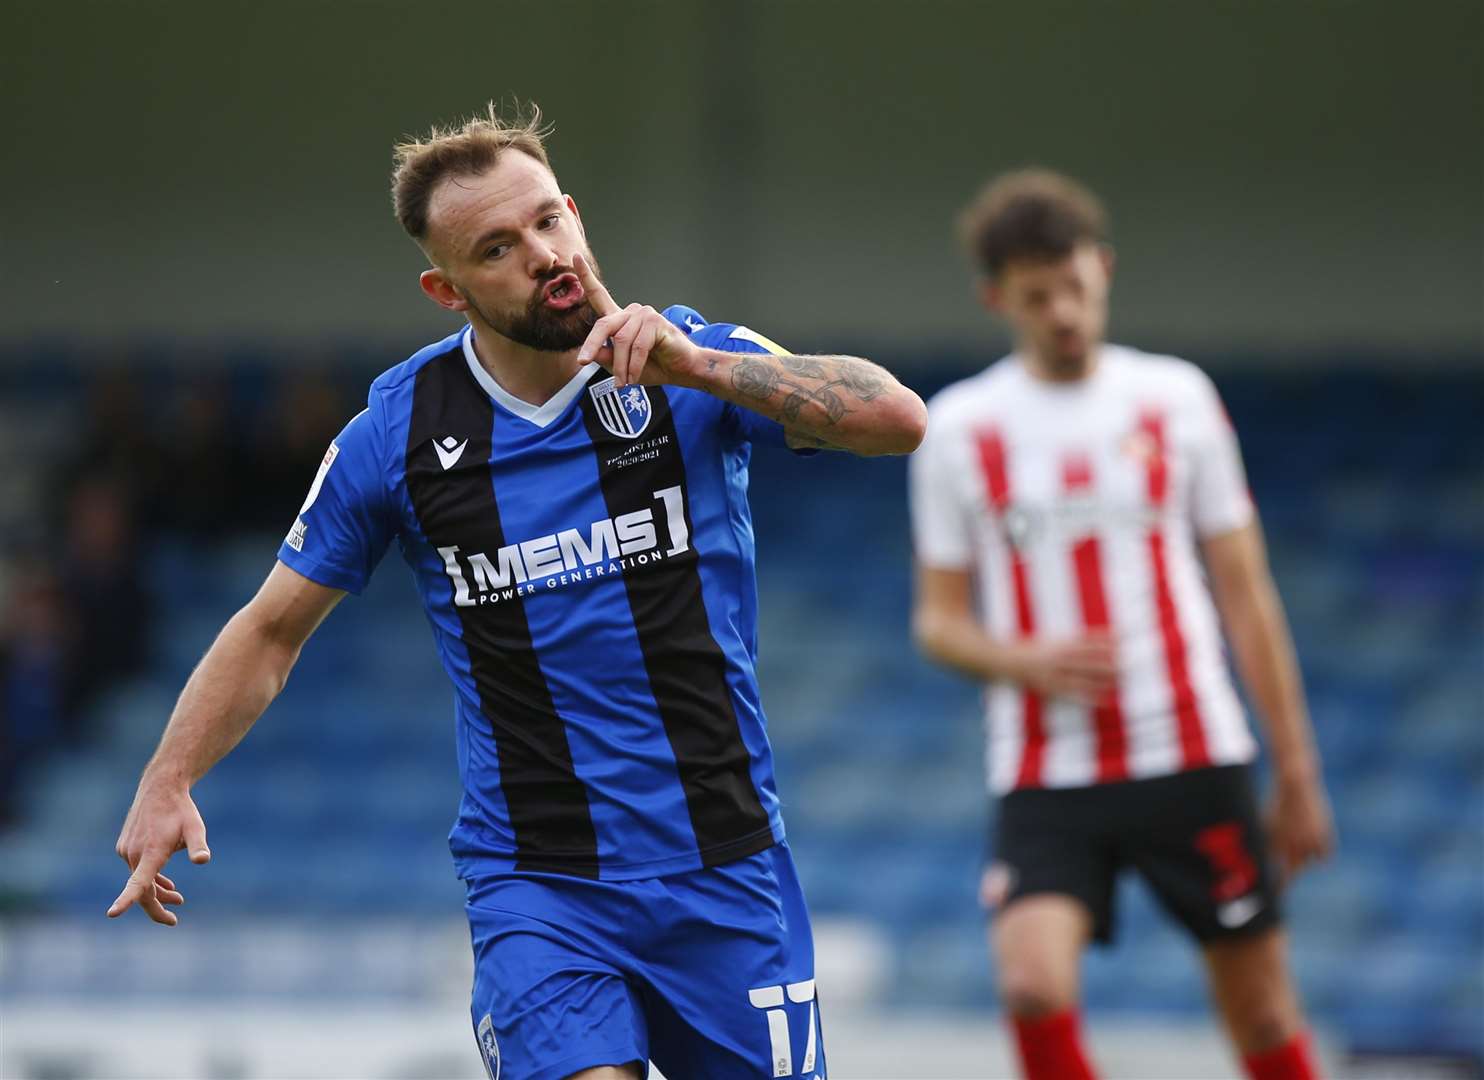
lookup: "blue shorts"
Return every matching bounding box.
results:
[465,841,826,1080]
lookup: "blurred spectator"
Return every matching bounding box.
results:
[60,480,152,720]
[60,370,169,528]
[0,562,74,826]
[158,375,240,537]
[246,370,351,531]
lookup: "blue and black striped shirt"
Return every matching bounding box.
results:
[278,306,804,880]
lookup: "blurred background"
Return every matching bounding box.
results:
[1,1,1479,1077]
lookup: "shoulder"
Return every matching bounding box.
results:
[1106,344,1220,404]
[368,328,468,400]
[338,329,468,452]
[660,304,786,355]
[925,358,1016,429]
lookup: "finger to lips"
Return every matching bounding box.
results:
[572,253,619,316]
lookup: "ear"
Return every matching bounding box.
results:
[565,193,584,237]
[1099,243,1116,281]
[419,267,469,312]
[978,277,1004,315]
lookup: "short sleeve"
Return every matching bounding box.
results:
[909,404,974,568]
[276,398,396,594]
[1187,373,1255,539]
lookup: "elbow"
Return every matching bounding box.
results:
[866,390,929,456]
[228,604,302,691]
[911,608,948,662]
[899,391,929,453]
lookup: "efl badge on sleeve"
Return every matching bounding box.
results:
[476,1013,500,1080]
[589,377,652,439]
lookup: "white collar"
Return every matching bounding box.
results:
[461,326,593,429]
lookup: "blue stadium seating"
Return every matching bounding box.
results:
[2,361,1480,1055]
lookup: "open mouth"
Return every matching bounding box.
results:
[541,273,585,311]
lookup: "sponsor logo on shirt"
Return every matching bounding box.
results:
[438,486,692,606]
[992,497,1162,550]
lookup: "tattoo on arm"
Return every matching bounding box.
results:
[778,354,831,379]
[731,357,781,399]
[728,353,893,431]
[781,384,847,424]
[838,360,887,400]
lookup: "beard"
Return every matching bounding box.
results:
[1039,327,1095,376]
[462,254,603,353]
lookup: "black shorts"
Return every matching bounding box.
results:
[987,764,1281,944]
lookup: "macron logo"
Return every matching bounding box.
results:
[433,436,469,471]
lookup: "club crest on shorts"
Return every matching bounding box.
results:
[476,1013,500,1080]
[589,377,652,439]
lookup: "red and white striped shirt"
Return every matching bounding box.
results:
[910,345,1258,795]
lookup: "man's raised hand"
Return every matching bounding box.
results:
[573,252,701,389]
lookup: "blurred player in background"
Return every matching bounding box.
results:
[909,170,1334,1080]
[109,104,925,1080]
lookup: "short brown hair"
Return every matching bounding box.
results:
[391,102,554,242]
[958,169,1108,278]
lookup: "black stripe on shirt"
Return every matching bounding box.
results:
[405,349,598,876]
[578,382,773,865]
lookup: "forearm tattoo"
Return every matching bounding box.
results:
[728,353,893,434]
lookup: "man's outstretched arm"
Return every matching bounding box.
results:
[108,561,344,924]
[571,253,927,457]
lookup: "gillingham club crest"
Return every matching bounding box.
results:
[590,377,652,439]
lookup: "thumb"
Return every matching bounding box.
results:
[184,817,211,864]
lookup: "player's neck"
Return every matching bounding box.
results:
[1021,344,1101,385]
[468,324,586,407]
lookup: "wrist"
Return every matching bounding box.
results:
[142,759,193,792]
[675,347,723,391]
[995,641,1039,688]
[1274,754,1319,789]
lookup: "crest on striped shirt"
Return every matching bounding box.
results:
[588,377,652,439]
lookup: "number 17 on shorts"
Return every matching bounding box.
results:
[749,979,822,1077]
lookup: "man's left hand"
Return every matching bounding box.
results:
[1265,772,1336,885]
[574,252,702,388]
